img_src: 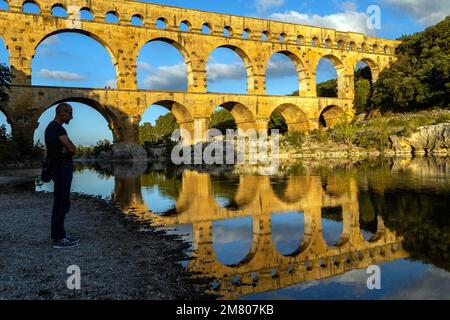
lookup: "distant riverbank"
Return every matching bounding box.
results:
[0,175,213,300]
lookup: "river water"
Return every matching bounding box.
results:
[36,157,450,299]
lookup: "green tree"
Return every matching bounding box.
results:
[0,63,11,102]
[209,109,236,134]
[268,110,288,133]
[371,16,450,111]
[354,78,371,113]
[317,79,338,97]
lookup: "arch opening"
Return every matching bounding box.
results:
[156,17,167,29]
[202,23,211,34]
[139,101,192,145]
[266,51,305,96]
[51,4,67,17]
[212,217,254,267]
[0,108,12,136]
[141,171,182,215]
[271,211,305,256]
[243,28,250,39]
[209,102,256,135]
[354,59,378,114]
[131,14,144,26]
[180,20,191,32]
[79,7,94,21]
[33,99,115,148]
[206,46,251,94]
[32,31,117,89]
[105,11,119,24]
[22,0,39,14]
[319,105,344,128]
[211,174,240,210]
[223,26,233,37]
[321,206,345,247]
[137,38,190,91]
[270,104,309,133]
[316,55,344,98]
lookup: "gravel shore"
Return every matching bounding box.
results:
[0,181,213,300]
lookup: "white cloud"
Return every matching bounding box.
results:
[138,58,300,90]
[38,68,86,81]
[137,61,152,74]
[140,62,187,90]
[269,9,374,34]
[207,62,246,82]
[255,0,285,13]
[266,57,297,78]
[382,0,450,25]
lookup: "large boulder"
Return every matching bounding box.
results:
[389,135,413,154]
[111,143,148,161]
[409,123,450,155]
[390,123,450,155]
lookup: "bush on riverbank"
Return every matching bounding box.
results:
[74,139,112,159]
[280,108,450,154]
[0,125,45,164]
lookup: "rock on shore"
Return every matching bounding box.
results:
[390,122,450,155]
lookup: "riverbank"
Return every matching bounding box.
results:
[0,177,214,300]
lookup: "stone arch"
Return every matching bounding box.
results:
[216,101,257,133]
[212,216,258,268]
[201,22,212,34]
[206,44,254,94]
[271,103,309,132]
[180,19,191,31]
[22,0,40,14]
[271,211,307,256]
[319,105,344,128]
[32,29,119,84]
[31,97,121,141]
[223,26,233,37]
[145,100,193,125]
[156,17,168,29]
[130,14,144,26]
[357,57,379,82]
[79,7,94,20]
[266,50,308,95]
[105,11,119,24]
[139,37,193,91]
[316,54,345,98]
[50,3,67,17]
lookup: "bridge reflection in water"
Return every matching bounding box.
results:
[112,170,407,299]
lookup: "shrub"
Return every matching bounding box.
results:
[329,115,358,146]
[311,128,329,144]
[284,130,305,149]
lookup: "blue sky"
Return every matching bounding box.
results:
[0,0,448,145]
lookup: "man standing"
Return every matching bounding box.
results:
[45,103,79,248]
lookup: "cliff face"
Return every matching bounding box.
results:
[390,123,450,155]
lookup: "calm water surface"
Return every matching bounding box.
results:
[36,157,450,299]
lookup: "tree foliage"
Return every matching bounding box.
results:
[209,109,236,134]
[371,16,450,111]
[268,110,288,133]
[0,63,11,102]
[139,113,179,144]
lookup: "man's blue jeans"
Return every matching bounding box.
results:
[51,164,73,240]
